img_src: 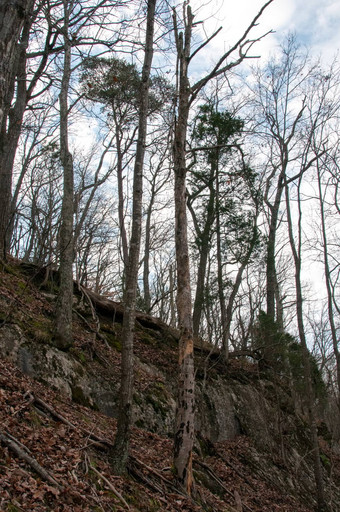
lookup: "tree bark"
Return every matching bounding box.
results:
[266,171,284,321]
[190,168,216,338]
[223,211,260,359]
[171,2,274,491]
[172,5,195,494]
[142,183,154,313]
[169,263,176,327]
[110,0,156,475]
[285,178,327,511]
[0,0,34,127]
[115,127,129,268]
[0,0,34,257]
[215,167,229,359]
[316,162,340,409]
[54,0,74,350]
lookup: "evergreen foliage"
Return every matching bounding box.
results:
[254,311,326,400]
[80,56,174,119]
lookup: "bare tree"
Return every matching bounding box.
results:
[142,139,172,313]
[316,152,340,408]
[284,172,328,511]
[109,0,157,475]
[54,0,75,350]
[0,0,35,256]
[249,36,326,323]
[171,0,273,493]
[0,0,126,260]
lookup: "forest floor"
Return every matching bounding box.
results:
[0,259,337,511]
[0,358,314,512]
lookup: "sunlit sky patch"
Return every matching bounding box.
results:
[189,0,340,64]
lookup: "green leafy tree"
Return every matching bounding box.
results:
[253,310,294,370]
[188,103,263,355]
[80,56,173,271]
[253,311,326,402]
[188,103,243,337]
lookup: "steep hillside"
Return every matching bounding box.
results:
[0,259,339,512]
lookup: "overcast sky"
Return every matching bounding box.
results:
[185,0,340,307]
[189,0,340,66]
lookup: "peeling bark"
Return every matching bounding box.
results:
[172,4,195,494]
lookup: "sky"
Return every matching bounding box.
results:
[186,0,340,313]
[69,0,339,320]
[190,0,340,66]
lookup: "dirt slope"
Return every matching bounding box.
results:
[0,259,339,511]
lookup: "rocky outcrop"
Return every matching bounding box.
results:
[1,259,340,511]
[0,324,287,445]
[2,321,340,509]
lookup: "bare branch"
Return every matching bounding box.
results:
[190,0,274,97]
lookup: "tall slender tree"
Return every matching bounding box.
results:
[142,144,171,313]
[308,64,340,408]
[0,0,35,257]
[316,159,340,408]
[284,174,328,511]
[171,0,274,492]
[187,103,244,339]
[54,0,75,350]
[250,36,326,323]
[109,0,157,474]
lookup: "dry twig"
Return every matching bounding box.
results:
[85,453,130,510]
[0,430,61,488]
[195,460,253,512]
[27,392,112,448]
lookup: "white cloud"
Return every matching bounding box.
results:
[189,0,340,66]
[186,0,295,79]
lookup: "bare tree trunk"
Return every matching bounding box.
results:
[266,172,284,321]
[0,0,34,257]
[190,170,216,338]
[274,269,284,330]
[192,240,209,338]
[172,5,195,494]
[116,132,129,268]
[0,0,34,128]
[54,0,74,350]
[110,0,156,475]
[285,177,327,512]
[9,127,41,248]
[215,169,228,359]
[317,162,340,408]
[171,2,274,492]
[169,263,176,327]
[142,152,169,313]
[224,211,260,358]
[142,185,154,313]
